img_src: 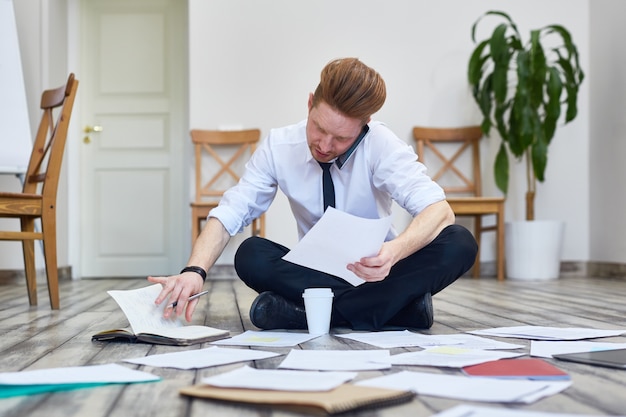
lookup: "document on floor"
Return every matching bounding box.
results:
[282,207,392,286]
[0,364,159,398]
[379,346,523,368]
[335,330,463,348]
[356,370,571,404]
[278,349,391,371]
[200,365,357,391]
[468,325,626,341]
[432,404,626,417]
[426,333,525,350]
[530,340,626,358]
[93,284,229,345]
[124,346,280,369]
[211,330,320,347]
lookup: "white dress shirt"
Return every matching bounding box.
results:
[209,119,445,241]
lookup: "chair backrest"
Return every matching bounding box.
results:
[190,129,262,203]
[413,126,484,197]
[23,73,79,200]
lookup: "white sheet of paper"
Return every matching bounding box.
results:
[124,346,280,369]
[380,346,523,367]
[335,330,462,348]
[433,334,525,350]
[278,349,391,371]
[211,330,319,347]
[0,364,159,385]
[201,365,357,391]
[431,404,626,417]
[107,284,184,332]
[282,207,392,286]
[469,326,626,341]
[356,370,571,404]
[530,340,626,358]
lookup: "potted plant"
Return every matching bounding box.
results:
[467,10,584,279]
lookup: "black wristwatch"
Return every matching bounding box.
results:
[180,266,207,282]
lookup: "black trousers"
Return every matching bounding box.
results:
[234,224,478,330]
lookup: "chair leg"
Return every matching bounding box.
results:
[472,216,482,278]
[41,212,60,309]
[191,208,200,244]
[496,207,505,281]
[20,218,38,306]
[251,215,265,237]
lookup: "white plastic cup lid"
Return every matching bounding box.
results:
[302,288,334,297]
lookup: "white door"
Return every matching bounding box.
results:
[79,0,187,277]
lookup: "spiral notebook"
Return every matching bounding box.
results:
[179,383,415,415]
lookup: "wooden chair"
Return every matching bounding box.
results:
[413,126,505,281]
[190,129,265,243]
[0,73,79,308]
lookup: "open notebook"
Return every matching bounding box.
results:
[92,284,229,346]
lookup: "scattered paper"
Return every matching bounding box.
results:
[201,365,357,391]
[530,340,626,358]
[124,346,280,369]
[433,333,525,350]
[335,330,462,348]
[432,404,626,417]
[379,346,523,368]
[211,330,319,347]
[282,207,392,286]
[356,370,571,404]
[469,326,625,341]
[278,349,391,371]
[0,364,159,385]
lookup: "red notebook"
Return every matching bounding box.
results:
[462,358,570,380]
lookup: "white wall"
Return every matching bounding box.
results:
[589,0,626,263]
[0,0,70,271]
[6,0,624,274]
[189,0,590,264]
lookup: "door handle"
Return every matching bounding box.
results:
[83,125,103,144]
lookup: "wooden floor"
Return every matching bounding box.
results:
[2,274,626,416]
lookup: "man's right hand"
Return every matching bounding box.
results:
[147,272,204,322]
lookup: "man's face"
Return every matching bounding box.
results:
[306,96,364,163]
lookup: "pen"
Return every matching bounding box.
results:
[168,290,209,308]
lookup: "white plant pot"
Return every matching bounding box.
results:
[505,220,565,280]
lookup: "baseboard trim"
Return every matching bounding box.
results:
[475,260,608,279]
[587,261,626,278]
[0,266,73,284]
[2,262,625,282]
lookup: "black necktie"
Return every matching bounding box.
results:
[319,162,335,211]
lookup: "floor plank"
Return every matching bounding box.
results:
[1,275,626,416]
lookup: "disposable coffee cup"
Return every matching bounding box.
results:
[302,288,334,335]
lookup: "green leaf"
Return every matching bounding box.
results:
[544,67,563,141]
[532,133,548,182]
[477,74,493,121]
[494,100,510,141]
[490,24,511,103]
[528,30,547,108]
[468,40,489,85]
[564,83,579,122]
[494,142,510,194]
